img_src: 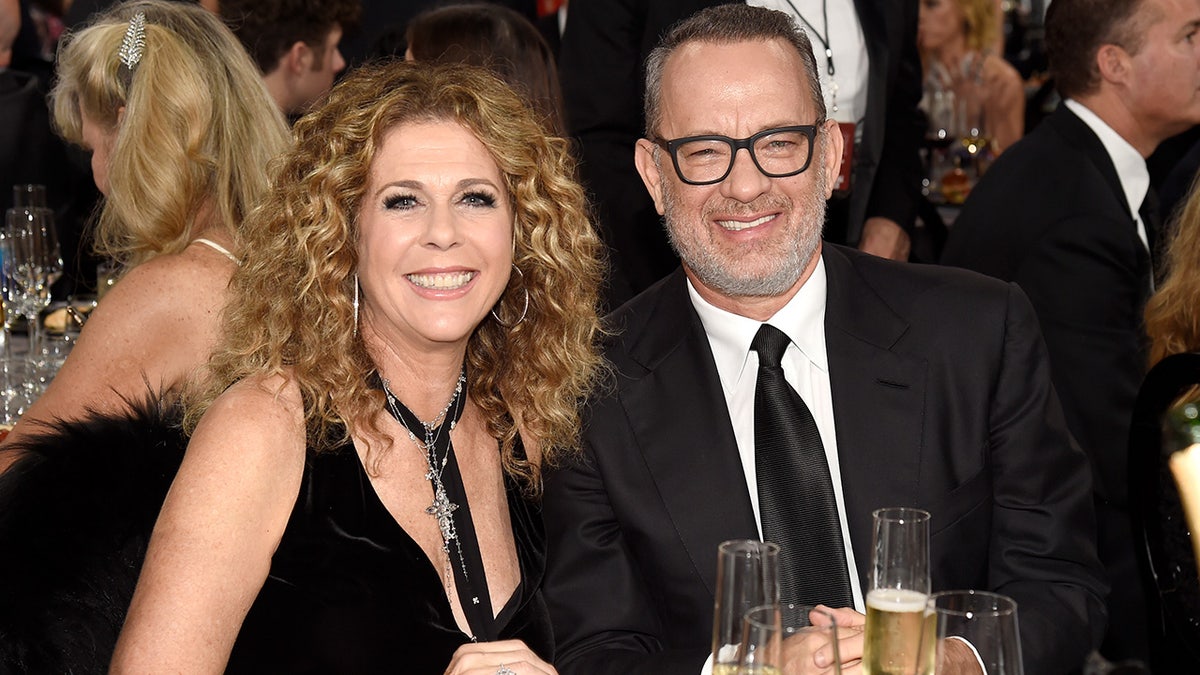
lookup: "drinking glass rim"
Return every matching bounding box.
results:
[718,539,781,556]
[743,602,836,631]
[871,506,932,523]
[926,589,1018,617]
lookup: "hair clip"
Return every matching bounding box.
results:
[117,11,147,71]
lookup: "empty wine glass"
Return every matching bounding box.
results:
[713,540,780,674]
[4,207,63,360]
[925,590,1023,675]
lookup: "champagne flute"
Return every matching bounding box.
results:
[925,590,1023,675]
[740,603,841,675]
[864,507,932,675]
[713,539,780,675]
[4,207,63,360]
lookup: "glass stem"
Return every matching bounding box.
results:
[27,311,40,363]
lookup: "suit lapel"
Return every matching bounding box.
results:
[822,246,928,589]
[1047,104,1154,289]
[620,270,760,597]
[1047,105,1132,219]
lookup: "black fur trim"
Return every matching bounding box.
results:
[0,395,187,674]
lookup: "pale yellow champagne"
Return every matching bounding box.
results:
[712,665,780,675]
[863,588,934,675]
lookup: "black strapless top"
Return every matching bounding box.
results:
[225,435,552,673]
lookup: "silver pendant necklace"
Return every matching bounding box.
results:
[381,368,469,590]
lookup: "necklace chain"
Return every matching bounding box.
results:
[381,368,470,595]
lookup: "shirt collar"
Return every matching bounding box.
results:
[1063,98,1149,218]
[688,255,829,392]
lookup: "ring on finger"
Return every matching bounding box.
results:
[496,665,516,675]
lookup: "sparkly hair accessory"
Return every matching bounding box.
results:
[117,11,147,74]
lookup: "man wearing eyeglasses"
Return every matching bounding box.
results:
[542,5,1107,675]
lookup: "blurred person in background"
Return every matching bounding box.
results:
[399,2,564,134]
[217,0,359,117]
[0,1,289,670]
[942,0,1200,661]
[0,0,289,455]
[919,0,1024,154]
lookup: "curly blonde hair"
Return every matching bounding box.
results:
[50,0,290,268]
[189,60,605,491]
[1147,179,1200,367]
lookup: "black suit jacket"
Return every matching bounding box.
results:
[942,104,1151,513]
[543,245,1108,675]
[941,103,1154,659]
[558,0,925,306]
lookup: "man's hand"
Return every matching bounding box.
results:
[785,605,864,674]
[857,217,911,261]
[940,637,986,675]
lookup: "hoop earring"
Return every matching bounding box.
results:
[490,265,529,328]
[352,274,360,336]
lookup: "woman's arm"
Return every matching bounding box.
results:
[110,375,306,672]
[984,55,1026,155]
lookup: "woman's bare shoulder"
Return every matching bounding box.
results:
[983,54,1024,92]
[200,373,305,447]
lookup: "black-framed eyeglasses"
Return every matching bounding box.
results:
[652,124,822,186]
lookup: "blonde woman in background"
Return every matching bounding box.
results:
[919,0,1024,154]
[0,0,290,456]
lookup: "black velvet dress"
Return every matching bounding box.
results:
[225,434,553,674]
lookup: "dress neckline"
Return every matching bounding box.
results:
[342,422,528,640]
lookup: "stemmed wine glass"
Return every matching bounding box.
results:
[3,207,63,361]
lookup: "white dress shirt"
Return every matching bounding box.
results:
[749,0,869,124]
[688,257,866,611]
[1063,98,1151,253]
[691,258,864,675]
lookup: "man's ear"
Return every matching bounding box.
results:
[821,118,844,199]
[284,40,313,76]
[1096,43,1131,85]
[634,138,667,216]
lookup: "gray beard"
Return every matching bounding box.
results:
[659,161,826,299]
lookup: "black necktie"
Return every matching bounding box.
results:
[752,323,854,608]
[1139,189,1162,285]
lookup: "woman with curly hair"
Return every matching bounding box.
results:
[1,0,289,450]
[1147,180,1200,368]
[111,60,604,673]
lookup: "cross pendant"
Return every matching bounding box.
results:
[425,491,459,542]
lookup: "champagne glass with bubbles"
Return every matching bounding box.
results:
[864,507,933,675]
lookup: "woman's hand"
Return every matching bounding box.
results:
[443,640,557,675]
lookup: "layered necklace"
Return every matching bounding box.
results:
[381,368,469,594]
